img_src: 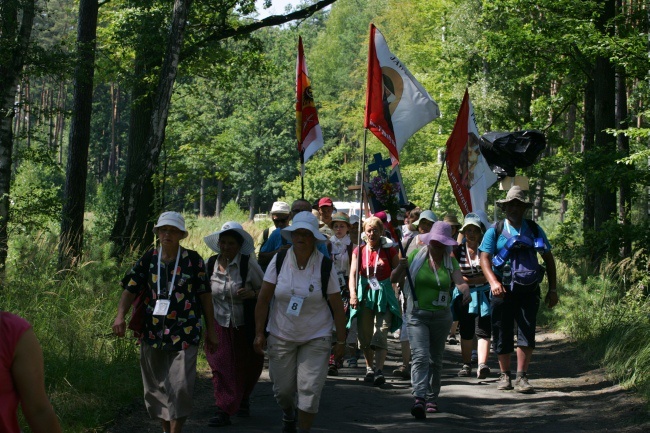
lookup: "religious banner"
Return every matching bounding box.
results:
[445,89,497,214]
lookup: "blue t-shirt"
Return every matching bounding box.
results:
[260,227,330,257]
[478,219,551,274]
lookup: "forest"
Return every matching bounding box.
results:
[1,0,650,431]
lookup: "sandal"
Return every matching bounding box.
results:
[426,401,439,413]
[411,398,426,419]
[393,364,410,378]
[458,364,472,377]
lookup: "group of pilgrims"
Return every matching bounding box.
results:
[110,185,558,433]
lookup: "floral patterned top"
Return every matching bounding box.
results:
[121,247,208,351]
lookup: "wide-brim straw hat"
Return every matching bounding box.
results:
[204,221,255,255]
[153,211,188,239]
[496,185,533,208]
[443,214,462,228]
[281,211,328,244]
[420,221,458,246]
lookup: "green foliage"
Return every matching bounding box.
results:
[2,232,141,433]
[553,258,650,400]
[87,177,122,242]
[10,147,64,234]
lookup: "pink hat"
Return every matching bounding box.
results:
[318,197,333,208]
[373,211,388,222]
[419,222,458,246]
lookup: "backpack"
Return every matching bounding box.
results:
[494,219,545,289]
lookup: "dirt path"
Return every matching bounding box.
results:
[107,330,649,432]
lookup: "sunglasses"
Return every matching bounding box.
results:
[273,218,289,224]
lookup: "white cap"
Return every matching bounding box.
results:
[153,211,188,239]
[271,201,290,215]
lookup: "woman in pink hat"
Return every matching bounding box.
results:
[391,222,470,419]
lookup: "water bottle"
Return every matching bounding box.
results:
[502,262,512,286]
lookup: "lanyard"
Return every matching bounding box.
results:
[428,254,450,289]
[157,246,181,298]
[364,245,380,280]
[465,243,478,272]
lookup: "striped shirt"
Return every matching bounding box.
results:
[456,243,484,288]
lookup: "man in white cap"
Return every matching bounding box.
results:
[259,201,291,251]
[258,199,330,270]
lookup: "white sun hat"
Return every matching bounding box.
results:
[281,211,328,244]
[153,211,188,239]
[203,221,255,255]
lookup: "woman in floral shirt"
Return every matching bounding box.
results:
[112,211,217,433]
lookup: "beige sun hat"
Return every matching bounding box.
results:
[496,185,533,208]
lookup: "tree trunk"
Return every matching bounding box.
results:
[582,78,595,235]
[110,0,193,257]
[59,0,99,268]
[0,0,35,275]
[248,189,256,221]
[215,178,223,217]
[199,177,205,217]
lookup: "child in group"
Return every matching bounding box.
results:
[328,212,358,374]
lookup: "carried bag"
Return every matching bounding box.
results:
[127,290,147,338]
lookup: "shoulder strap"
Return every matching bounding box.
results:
[240,254,250,284]
[405,236,414,252]
[263,227,270,243]
[320,256,333,299]
[526,219,540,237]
[207,254,217,277]
[275,249,288,277]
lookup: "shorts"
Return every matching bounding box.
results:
[490,285,540,354]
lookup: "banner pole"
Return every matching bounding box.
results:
[429,153,447,210]
[300,151,305,200]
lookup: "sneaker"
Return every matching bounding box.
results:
[364,368,375,383]
[208,412,232,427]
[514,375,535,394]
[346,357,358,368]
[497,372,513,390]
[458,364,472,377]
[393,365,410,378]
[282,417,297,433]
[477,363,491,379]
[373,369,385,386]
[410,398,426,419]
[471,349,478,363]
[448,335,458,345]
[327,364,338,376]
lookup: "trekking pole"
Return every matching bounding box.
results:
[429,155,446,210]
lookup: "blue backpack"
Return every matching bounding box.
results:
[494,219,545,289]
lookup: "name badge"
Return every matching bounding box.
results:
[368,277,381,291]
[153,299,171,316]
[431,291,450,307]
[337,271,347,288]
[286,296,305,316]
